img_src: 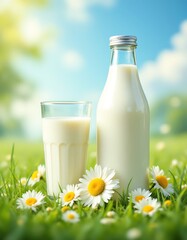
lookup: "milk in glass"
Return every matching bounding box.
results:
[41,102,91,196]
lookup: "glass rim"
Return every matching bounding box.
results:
[41,101,92,106]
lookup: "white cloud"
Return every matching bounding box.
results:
[140,20,187,84]
[19,17,43,45]
[11,90,53,139]
[139,20,187,102]
[61,50,84,70]
[19,16,56,47]
[64,0,117,22]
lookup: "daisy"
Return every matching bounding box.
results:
[171,159,179,168]
[100,218,116,224]
[61,206,70,212]
[163,200,172,207]
[60,184,80,207]
[106,211,116,218]
[126,228,142,239]
[129,188,152,204]
[79,165,119,208]
[16,190,45,212]
[134,198,160,216]
[182,184,187,189]
[19,177,28,186]
[29,164,45,186]
[62,210,80,223]
[151,166,174,197]
[46,207,53,212]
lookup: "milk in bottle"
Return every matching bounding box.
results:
[97,36,149,195]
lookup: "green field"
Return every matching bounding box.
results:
[0,135,187,240]
[1,134,187,173]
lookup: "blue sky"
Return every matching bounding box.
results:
[8,0,187,138]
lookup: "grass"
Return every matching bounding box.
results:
[0,134,187,240]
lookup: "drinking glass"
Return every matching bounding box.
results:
[41,101,91,196]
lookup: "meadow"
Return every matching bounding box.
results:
[0,134,187,240]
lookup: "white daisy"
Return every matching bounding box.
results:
[134,198,160,216]
[171,159,179,168]
[106,211,116,218]
[38,164,46,176]
[126,228,142,239]
[46,207,53,212]
[100,218,116,224]
[151,166,174,197]
[28,164,45,186]
[79,165,119,208]
[16,190,45,212]
[62,210,80,223]
[60,184,80,207]
[182,184,187,189]
[129,188,152,204]
[19,177,28,186]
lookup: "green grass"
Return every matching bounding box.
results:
[0,135,187,240]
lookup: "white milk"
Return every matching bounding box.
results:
[97,64,149,194]
[42,117,90,196]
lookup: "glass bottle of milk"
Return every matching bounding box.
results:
[97,36,149,195]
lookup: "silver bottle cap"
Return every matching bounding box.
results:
[110,35,137,47]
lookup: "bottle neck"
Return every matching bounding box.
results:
[110,46,137,66]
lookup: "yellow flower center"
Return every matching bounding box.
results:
[135,195,145,202]
[25,197,37,206]
[164,200,172,207]
[67,213,75,220]
[31,170,39,180]
[61,206,70,212]
[88,178,105,196]
[64,192,75,202]
[156,175,168,188]
[143,205,154,213]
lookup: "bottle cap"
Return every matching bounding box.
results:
[110,35,137,47]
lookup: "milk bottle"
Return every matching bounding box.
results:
[97,36,149,195]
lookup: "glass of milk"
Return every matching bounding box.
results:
[41,101,91,196]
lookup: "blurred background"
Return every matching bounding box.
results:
[0,0,187,142]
